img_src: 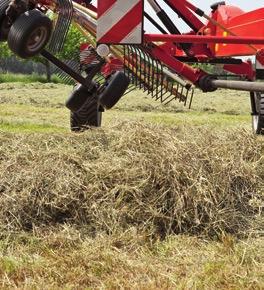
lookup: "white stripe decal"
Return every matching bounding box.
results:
[97,0,140,41]
[256,59,264,70]
[120,23,142,44]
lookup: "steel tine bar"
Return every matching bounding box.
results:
[146,47,155,94]
[131,46,138,86]
[145,49,152,95]
[161,83,174,103]
[156,84,164,96]
[160,77,171,103]
[184,88,190,106]
[157,60,164,100]
[156,61,163,98]
[159,61,164,95]
[140,46,149,92]
[124,46,130,82]
[154,71,163,101]
[169,79,174,97]
[164,84,184,104]
[153,58,160,98]
[123,86,136,96]
[178,85,184,102]
[161,76,170,97]
[156,70,167,101]
[125,46,134,85]
[137,47,146,89]
[155,61,161,99]
[0,0,9,11]
[124,46,132,84]
[51,0,73,53]
[163,95,179,105]
[151,56,157,97]
[135,46,143,89]
[58,0,73,51]
[188,89,195,109]
[144,48,150,92]
[132,46,139,88]
[155,86,164,102]
[137,46,144,89]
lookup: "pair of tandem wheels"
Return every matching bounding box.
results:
[67,72,130,132]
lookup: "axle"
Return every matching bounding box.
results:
[211,80,264,92]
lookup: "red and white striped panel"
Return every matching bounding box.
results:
[97,0,144,44]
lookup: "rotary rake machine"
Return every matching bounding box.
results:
[1,0,264,132]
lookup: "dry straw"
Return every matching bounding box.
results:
[0,122,263,239]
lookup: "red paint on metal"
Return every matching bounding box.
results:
[224,62,255,81]
[41,0,264,87]
[101,57,124,77]
[150,45,205,84]
[164,0,204,31]
[256,49,264,65]
[97,0,116,17]
[213,6,264,56]
[98,1,143,44]
[87,4,97,13]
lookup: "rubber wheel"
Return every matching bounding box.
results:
[0,0,10,42]
[70,99,103,132]
[0,16,11,41]
[66,83,97,112]
[7,9,52,58]
[98,71,130,109]
[251,91,264,135]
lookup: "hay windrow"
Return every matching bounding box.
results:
[0,122,263,238]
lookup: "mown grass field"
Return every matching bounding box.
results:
[0,82,263,289]
[0,82,252,132]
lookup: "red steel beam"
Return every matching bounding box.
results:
[87,4,97,13]
[150,45,206,84]
[163,0,204,31]
[145,34,264,45]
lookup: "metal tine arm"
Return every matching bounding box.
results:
[123,45,195,106]
[48,0,73,54]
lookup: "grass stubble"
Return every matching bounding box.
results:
[0,83,262,288]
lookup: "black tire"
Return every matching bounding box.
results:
[0,16,11,42]
[98,71,130,109]
[7,9,52,58]
[66,83,97,112]
[0,0,11,42]
[251,91,264,135]
[70,99,103,132]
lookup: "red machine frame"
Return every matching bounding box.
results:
[82,0,264,88]
[18,0,264,90]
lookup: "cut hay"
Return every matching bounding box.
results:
[0,122,263,238]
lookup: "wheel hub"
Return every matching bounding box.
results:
[26,26,48,52]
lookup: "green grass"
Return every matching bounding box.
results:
[0,82,253,132]
[0,120,66,133]
[0,73,65,84]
